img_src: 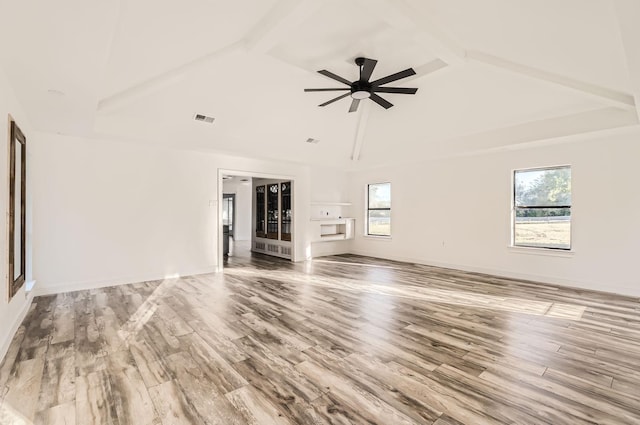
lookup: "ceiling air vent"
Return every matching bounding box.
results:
[194,113,215,124]
[305,138,320,144]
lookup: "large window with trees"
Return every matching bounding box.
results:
[367,182,391,236]
[513,166,571,250]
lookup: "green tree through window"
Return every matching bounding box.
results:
[367,183,391,236]
[514,166,571,249]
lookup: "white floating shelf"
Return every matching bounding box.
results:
[310,217,355,222]
[319,234,348,241]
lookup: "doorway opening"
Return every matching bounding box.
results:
[218,170,295,269]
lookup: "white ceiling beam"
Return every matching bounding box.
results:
[97,0,321,113]
[467,50,636,111]
[400,59,448,84]
[97,41,243,113]
[364,0,636,112]
[351,101,372,161]
[356,0,466,65]
[612,0,640,121]
[349,58,446,163]
[243,0,323,54]
[441,107,639,155]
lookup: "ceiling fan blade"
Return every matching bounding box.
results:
[370,68,416,86]
[372,87,418,94]
[304,88,350,92]
[360,58,378,81]
[370,93,393,109]
[319,92,351,107]
[318,70,352,86]
[348,98,360,113]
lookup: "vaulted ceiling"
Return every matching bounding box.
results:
[1,0,639,169]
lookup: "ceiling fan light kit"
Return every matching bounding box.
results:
[304,57,418,112]
[351,90,371,100]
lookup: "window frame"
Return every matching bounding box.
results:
[366,182,391,237]
[512,165,571,251]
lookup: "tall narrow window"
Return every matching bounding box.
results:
[9,120,26,299]
[281,182,292,241]
[367,182,391,236]
[256,185,265,237]
[513,166,571,250]
[267,183,279,239]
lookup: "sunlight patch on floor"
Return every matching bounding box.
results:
[116,277,179,347]
[224,266,586,320]
[311,259,400,270]
[0,402,31,425]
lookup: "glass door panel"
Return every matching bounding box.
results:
[281,182,292,241]
[267,184,279,239]
[256,186,266,237]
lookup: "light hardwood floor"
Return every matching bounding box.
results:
[1,251,640,424]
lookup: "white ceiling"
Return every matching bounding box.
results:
[1,0,638,169]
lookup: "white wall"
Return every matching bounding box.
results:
[349,131,640,297]
[222,177,252,241]
[309,165,353,258]
[0,65,35,362]
[31,133,312,295]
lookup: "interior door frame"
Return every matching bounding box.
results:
[217,169,296,271]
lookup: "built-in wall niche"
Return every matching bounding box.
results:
[309,201,355,243]
[253,179,293,259]
[311,218,355,241]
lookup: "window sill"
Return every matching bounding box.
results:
[25,280,36,292]
[508,246,574,258]
[363,235,392,240]
[23,280,36,299]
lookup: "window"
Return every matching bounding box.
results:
[513,166,571,250]
[367,183,391,236]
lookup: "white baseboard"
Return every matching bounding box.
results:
[349,249,640,298]
[0,289,35,365]
[33,267,217,297]
[310,241,351,259]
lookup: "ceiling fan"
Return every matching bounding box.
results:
[304,57,418,113]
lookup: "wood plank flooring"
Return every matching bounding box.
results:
[1,251,640,424]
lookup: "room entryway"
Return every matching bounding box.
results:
[219,171,295,268]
